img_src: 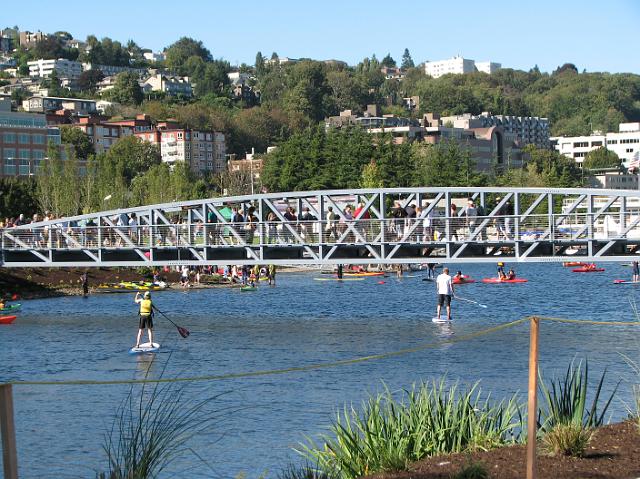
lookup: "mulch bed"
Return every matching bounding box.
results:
[365,421,640,479]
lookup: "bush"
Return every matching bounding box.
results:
[277,461,333,479]
[297,380,523,479]
[542,423,592,457]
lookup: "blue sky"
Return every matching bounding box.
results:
[4,0,639,73]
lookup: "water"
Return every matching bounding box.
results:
[1,263,639,478]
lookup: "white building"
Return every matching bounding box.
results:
[27,58,83,79]
[424,56,501,78]
[475,61,502,75]
[552,122,640,167]
[141,73,192,97]
[81,63,147,77]
[143,51,166,62]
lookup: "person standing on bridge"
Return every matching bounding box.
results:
[134,291,154,348]
[435,267,454,321]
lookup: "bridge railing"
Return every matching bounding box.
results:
[2,212,638,251]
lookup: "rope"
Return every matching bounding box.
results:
[5,318,529,387]
[4,316,638,388]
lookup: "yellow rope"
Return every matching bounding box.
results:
[6,318,529,387]
[4,316,638,388]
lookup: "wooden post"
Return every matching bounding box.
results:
[526,317,539,479]
[0,384,18,479]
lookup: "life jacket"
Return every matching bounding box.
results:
[139,299,152,315]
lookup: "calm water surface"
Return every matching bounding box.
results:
[1,263,639,478]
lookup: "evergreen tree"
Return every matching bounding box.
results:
[401,48,415,69]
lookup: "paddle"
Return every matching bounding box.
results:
[153,306,190,338]
[454,295,488,308]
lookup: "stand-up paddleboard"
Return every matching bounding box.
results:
[129,342,160,354]
[613,280,640,284]
[313,277,365,281]
[432,317,451,323]
[240,286,258,291]
[0,315,17,324]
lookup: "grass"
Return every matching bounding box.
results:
[97,363,230,479]
[542,422,592,457]
[537,360,617,432]
[297,380,523,479]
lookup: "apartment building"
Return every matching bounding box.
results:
[0,98,63,177]
[81,63,147,77]
[141,73,192,97]
[440,112,550,149]
[28,58,83,79]
[424,56,501,78]
[19,31,46,48]
[551,122,640,167]
[135,122,226,174]
[23,96,97,115]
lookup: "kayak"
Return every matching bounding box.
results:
[240,286,257,291]
[343,272,385,277]
[572,268,605,273]
[563,262,586,267]
[453,277,476,284]
[613,280,640,284]
[0,315,17,324]
[481,278,528,284]
[0,303,21,312]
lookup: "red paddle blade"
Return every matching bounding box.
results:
[177,326,190,338]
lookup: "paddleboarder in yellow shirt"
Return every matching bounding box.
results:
[134,291,154,347]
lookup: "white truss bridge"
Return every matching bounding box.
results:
[3,187,640,268]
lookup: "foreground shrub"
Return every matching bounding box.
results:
[542,422,592,457]
[538,360,617,432]
[297,380,523,479]
[451,460,489,479]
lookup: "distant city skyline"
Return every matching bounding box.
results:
[3,0,639,74]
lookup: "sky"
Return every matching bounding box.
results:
[3,0,639,74]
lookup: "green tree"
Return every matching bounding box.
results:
[0,177,38,218]
[380,53,396,68]
[193,60,231,97]
[105,72,143,105]
[77,69,104,92]
[360,160,384,188]
[165,37,212,74]
[60,125,94,160]
[255,51,265,77]
[401,48,414,69]
[583,147,621,169]
[104,135,161,182]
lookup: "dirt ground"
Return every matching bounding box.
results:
[365,421,640,479]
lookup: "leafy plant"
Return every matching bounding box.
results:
[542,423,592,457]
[297,380,523,479]
[451,460,489,479]
[538,360,618,432]
[277,461,333,479]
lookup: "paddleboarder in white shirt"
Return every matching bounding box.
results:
[435,267,454,321]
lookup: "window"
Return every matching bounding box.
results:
[3,132,15,143]
[19,159,29,175]
[19,149,30,159]
[3,148,15,160]
[607,139,618,145]
[177,132,183,139]
[591,141,602,147]
[32,134,45,144]
[574,152,586,158]
[3,157,15,175]
[32,150,44,160]
[573,142,588,148]
[18,133,30,144]
[627,148,634,153]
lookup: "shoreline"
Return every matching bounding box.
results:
[0,265,322,300]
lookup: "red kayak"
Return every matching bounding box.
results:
[563,261,586,267]
[481,278,528,284]
[453,277,476,284]
[0,315,17,324]
[572,268,605,273]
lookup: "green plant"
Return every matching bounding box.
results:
[277,461,333,479]
[98,367,225,479]
[538,360,617,432]
[297,380,523,479]
[542,422,592,457]
[451,460,489,479]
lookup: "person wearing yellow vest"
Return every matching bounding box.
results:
[134,291,154,347]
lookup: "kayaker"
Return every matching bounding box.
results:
[632,261,639,282]
[435,267,454,321]
[0,298,5,309]
[507,268,516,280]
[454,270,465,282]
[134,291,154,348]
[497,262,507,280]
[249,270,257,287]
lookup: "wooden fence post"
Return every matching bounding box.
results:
[0,383,18,479]
[526,317,539,479]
